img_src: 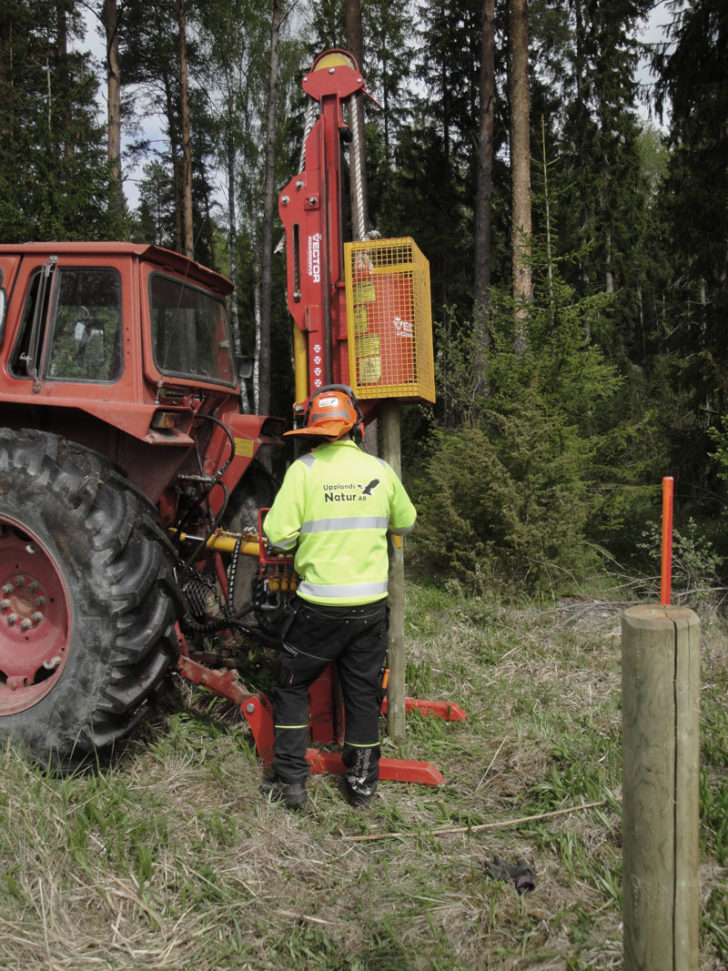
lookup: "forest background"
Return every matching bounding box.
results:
[3,4,728,967]
[1,0,727,599]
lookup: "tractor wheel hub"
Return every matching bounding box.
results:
[1,574,48,631]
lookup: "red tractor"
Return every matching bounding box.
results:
[0,51,447,775]
[0,240,288,766]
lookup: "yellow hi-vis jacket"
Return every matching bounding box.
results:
[263,439,416,606]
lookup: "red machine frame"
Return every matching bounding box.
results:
[264,50,465,785]
[177,644,466,787]
[174,507,466,786]
[183,50,466,788]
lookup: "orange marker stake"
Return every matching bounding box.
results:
[661,476,674,606]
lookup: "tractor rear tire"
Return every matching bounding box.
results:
[0,428,180,769]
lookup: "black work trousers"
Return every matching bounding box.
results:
[271,596,389,791]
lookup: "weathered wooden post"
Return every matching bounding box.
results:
[621,603,700,970]
[380,400,406,740]
[343,233,434,743]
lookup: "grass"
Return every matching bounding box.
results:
[1,579,727,969]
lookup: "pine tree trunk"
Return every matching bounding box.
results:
[172,151,183,255]
[226,130,240,353]
[471,0,496,408]
[56,2,72,163]
[177,0,194,260]
[538,116,558,332]
[474,0,495,321]
[254,279,262,414]
[258,0,282,418]
[203,174,215,269]
[509,0,532,350]
[102,0,124,213]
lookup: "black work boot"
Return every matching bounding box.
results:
[260,776,308,809]
[343,746,379,808]
[345,781,376,809]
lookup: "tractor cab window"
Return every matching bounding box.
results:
[46,268,122,382]
[10,264,122,382]
[149,273,234,384]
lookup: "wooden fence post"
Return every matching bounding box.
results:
[380,400,406,740]
[621,604,700,970]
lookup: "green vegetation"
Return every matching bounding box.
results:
[412,254,640,595]
[2,581,726,969]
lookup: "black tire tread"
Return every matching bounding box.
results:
[0,428,180,767]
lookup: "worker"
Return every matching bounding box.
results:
[260,385,416,809]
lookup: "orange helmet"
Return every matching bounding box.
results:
[284,385,363,441]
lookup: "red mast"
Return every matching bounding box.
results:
[278,51,366,404]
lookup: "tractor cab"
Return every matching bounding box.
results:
[0,242,282,506]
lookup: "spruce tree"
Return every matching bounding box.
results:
[649,0,728,523]
[550,0,653,362]
[0,0,124,241]
[413,254,626,593]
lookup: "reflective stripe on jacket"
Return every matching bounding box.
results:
[263,439,416,605]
